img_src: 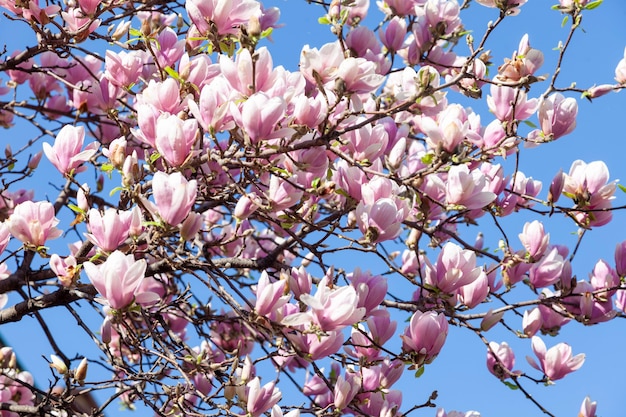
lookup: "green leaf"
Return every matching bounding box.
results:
[317,16,330,25]
[109,186,123,196]
[414,366,425,378]
[149,151,161,164]
[584,0,603,10]
[164,66,180,81]
[129,28,143,38]
[561,15,569,27]
[421,153,434,165]
[503,381,519,390]
[522,120,538,129]
[101,163,114,173]
[68,203,84,214]
[618,183,626,193]
[260,27,273,39]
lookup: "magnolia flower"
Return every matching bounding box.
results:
[83,250,158,310]
[519,220,550,261]
[538,93,578,140]
[445,165,497,210]
[246,377,281,417]
[486,341,516,380]
[152,171,197,226]
[86,208,133,252]
[43,125,97,176]
[400,311,448,366]
[526,336,585,381]
[7,201,62,247]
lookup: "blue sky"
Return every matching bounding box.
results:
[2,1,626,416]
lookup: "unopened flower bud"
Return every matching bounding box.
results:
[28,151,43,170]
[74,357,88,383]
[548,169,564,204]
[481,309,504,331]
[111,20,131,41]
[50,355,68,374]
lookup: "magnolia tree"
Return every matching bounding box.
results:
[0,0,624,415]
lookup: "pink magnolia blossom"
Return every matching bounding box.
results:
[333,373,361,411]
[538,93,577,140]
[83,250,158,310]
[188,78,235,134]
[238,92,287,143]
[615,240,626,277]
[86,208,133,252]
[104,50,143,88]
[138,78,184,115]
[292,275,366,332]
[0,223,10,255]
[519,220,550,261]
[341,122,389,163]
[43,125,97,176]
[155,114,198,167]
[50,254,78,287]
[563,160,616,227]
[522,307,542,337]
[456,270,489,308]
[152,28,185,70]
[268,174,304,211]
[486,341,516,380]
[333,57,384,93]
[152,172,197,226]
[565,280,616,324]
[579,396,597,417]
[356,198,406,244]
[445,165,497,210]
[476,0,527,15]
[254,271,289,318]
[589,259,618,297]
[186,0,260,36]
[487,85,537,123]
[300,42,345,86]
[348,268,387,315]
[286,266,312,300]
[400,310,448,366]
[528,247,565,288]
[292,93,327,129]
[77,0,100,15]
[246,377,281,417]
[538,302,570,335]
[61,7,101,37]
[220,47,284,97]
[285,327,344,360]
[380,17,407,52]
[424,242,485,294]
[7,201,62,247]
[497,34,544,82]
[526,336,585,381]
